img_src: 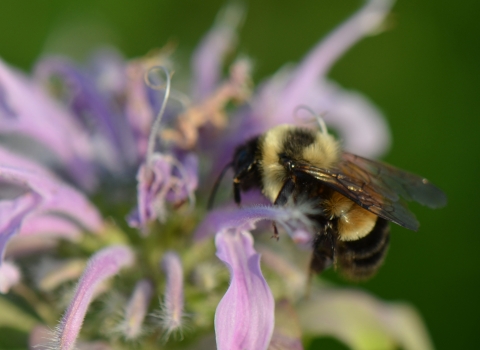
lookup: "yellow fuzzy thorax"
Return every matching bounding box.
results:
[259,124,341,202]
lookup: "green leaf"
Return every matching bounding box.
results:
[0,296,38,332]
[0,327,29,350]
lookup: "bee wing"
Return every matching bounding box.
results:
[293,152,446,231]
[340,153,447,207]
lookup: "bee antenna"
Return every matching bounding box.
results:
[294,105,328,135]
[207,162,233,210]
[145,66,173,164]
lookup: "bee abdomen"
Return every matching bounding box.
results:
[336,218,390,280]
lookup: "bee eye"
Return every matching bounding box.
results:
[234,148,252,169]
[236,150,248,163]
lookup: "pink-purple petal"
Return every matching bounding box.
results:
[0,260,21,293]
[19,215,83,241]
[192,3,244,101]
[159,251,185,337]
[129,152,198,232]
[0,59,96,189]
[270,79,391,157]
[0,147,103,231]
[35,57,138,171]
[122,279,154,339]
[124,61,156,158]
[55,245,134,350]
[129,155,172,230]
[0,165,103,246]
[0,191,41,261]
[194,205,314,242]
[166,152,198,204]
[215,230,274,350]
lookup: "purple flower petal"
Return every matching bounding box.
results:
[0,260,21,293]
[35,57,138,172]
[124,60,156,158]
[19,215,84,240]
[0,191,41,261]
[0,164,103,236]
[312,80,390,157]
[194,204,315,242]
[0,147,102,227]
[0,145,53,176]
[129,152,197,232]
[157,251,185,339]
[215,230,274,350]
[121,279,154,339]
[0,59,97,189]
[166,151,198,204]
[256,79,391,157]
[54,245,134,350]
[0,149,102,286]
[192,2,244,101]
[128,155,172,230]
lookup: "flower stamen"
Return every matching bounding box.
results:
[145,66,172,166]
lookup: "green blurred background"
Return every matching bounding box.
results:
[0,0,478,349]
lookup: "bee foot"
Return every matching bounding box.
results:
[272,222,279,241]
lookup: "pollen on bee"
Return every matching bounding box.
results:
[337,205,377,241]
[322,192,377,241]
[322,192,353,218]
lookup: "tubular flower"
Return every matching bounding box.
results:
[118,279,154,340]
[53,246,134,350]
[0,1,434,349]
[215,230,274,350]
[154,251,186,340]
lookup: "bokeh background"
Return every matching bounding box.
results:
[0,0,477,349]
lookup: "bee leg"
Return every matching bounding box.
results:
[271,222,279,241]
[273,178,296,206]
[269,178,296,240]
[233,180,242,206]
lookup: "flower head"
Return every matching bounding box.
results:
[0,1,434,349]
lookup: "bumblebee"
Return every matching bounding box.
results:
[214,123,446,280]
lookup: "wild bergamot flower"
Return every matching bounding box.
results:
[0,1,434,349]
